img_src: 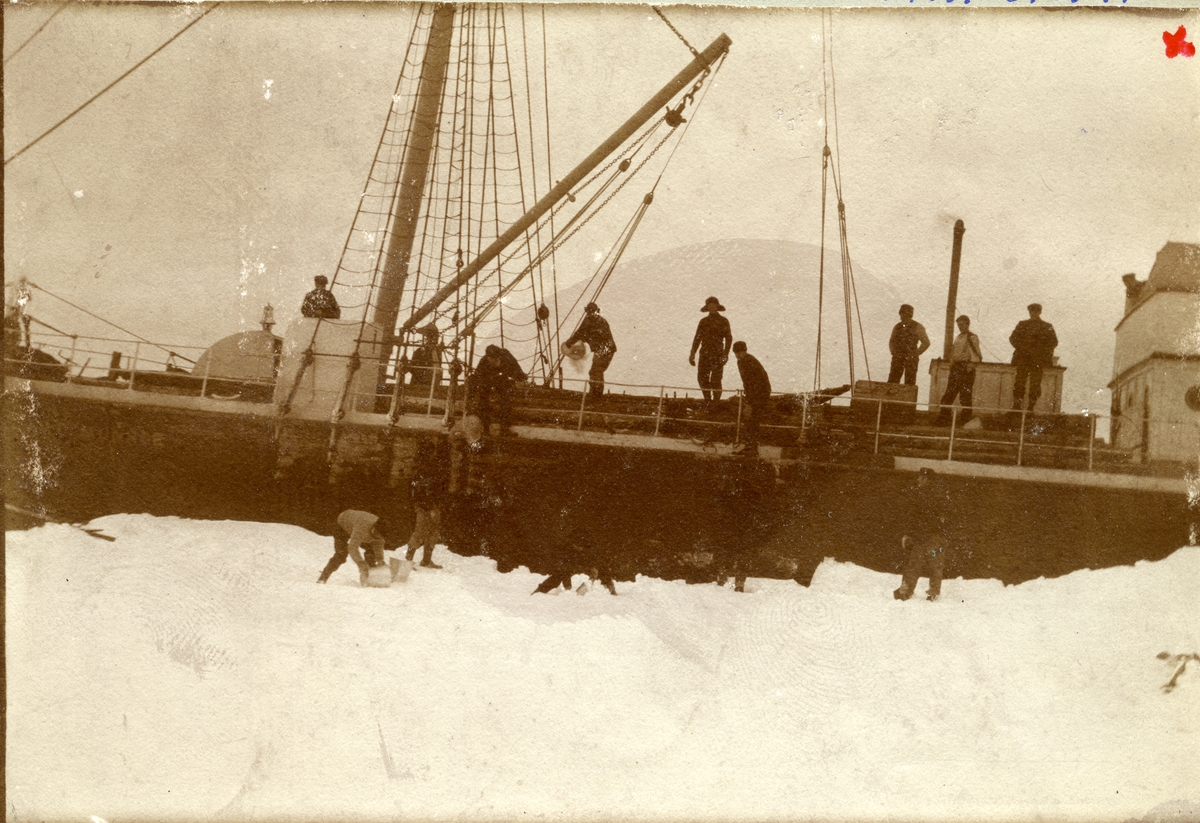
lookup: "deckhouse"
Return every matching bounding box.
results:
[1111,242,1200,466]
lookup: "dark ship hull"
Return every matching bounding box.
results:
[5,374,1189,587]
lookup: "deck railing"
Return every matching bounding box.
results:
[7,326,1194,474]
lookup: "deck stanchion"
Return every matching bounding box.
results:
[67,335,78,381]
[200,356,212,397]
[653,385,665,436]
[874,398,883,455]
[577,382,588,431]
[426,372,437,417]
[735,392,743,443]
[948,406,958,462]
[129,342,140,391]
[1017,405,1028,466]
[800,394,809,442]
[1088,413,1096,471]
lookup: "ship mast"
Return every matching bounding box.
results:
[370,3,457,349]
[396,31,733,336]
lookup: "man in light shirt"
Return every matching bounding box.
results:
[935,314,982,426]
[318,509,388,585]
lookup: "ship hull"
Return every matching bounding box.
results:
[4,377,1191,585]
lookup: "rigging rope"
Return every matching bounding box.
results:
[4,3,66,66]
[24,280,197,364]
[812,11,871,390]
[5,3,221,165]
[541,6,562,386]
[458,51,725,361]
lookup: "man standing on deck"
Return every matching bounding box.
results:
[468,344,527,436]
[563,302,617,401]
[301,275,341,320]
[732,341,771,452]
[1009,303,1058,414]
[318,509,387,585]
[935,315,982,425]
[887,304,930,385]
[405,323,443,396]
[689,296,733,406]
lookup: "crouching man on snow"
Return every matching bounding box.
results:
[893,468,947,602]
[318,509,388,585]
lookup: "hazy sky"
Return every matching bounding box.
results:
[5,3,1198,409]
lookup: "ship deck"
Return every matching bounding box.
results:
[5,368,1188,497]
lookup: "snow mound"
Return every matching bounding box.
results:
[6,515,1199,821]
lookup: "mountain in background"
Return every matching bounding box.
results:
[539,238,914,397]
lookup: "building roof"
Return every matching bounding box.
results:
[1121,242,1200,319]
[1147,242,1200,293]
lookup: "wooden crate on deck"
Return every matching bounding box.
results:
[850,380,918,425]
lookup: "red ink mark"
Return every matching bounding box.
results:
[1163,26,1195,58]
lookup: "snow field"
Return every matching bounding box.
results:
[6,514,1199,821]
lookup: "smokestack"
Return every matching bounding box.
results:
[943,220,966,360]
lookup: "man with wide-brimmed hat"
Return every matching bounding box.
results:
[689,296,733,405]
[563,301,617,401]
[300,274,341,319]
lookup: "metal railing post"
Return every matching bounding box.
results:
[200,356,212,397]
[874,398,883,455]
[735,391,743,443]
[653,385,665,436]
[1088,414,1096,471]
[67,335,78,380]
[1017,405,1028,466]
[128,343,140,391]
[426,372,437,417]
[947,406,958,462]
[577,383,588,431]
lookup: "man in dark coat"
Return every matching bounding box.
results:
[732,340,771,451]
[893,468,947,601]
[564,302,617,401]
[406,435,450,568]
[689,296,733,405]
[406,323,443,397]
[468,344,526,434]
[887,304,930,385]
[300,275,341,319]
[1009,303,1058,413]
[532,529,616,596]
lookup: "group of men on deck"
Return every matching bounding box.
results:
[298,270,1056,449]
[888,301,1059,422]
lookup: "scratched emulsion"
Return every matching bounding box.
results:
[8,385,62,501]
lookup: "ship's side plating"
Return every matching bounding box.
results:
[5,373,1189,585]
